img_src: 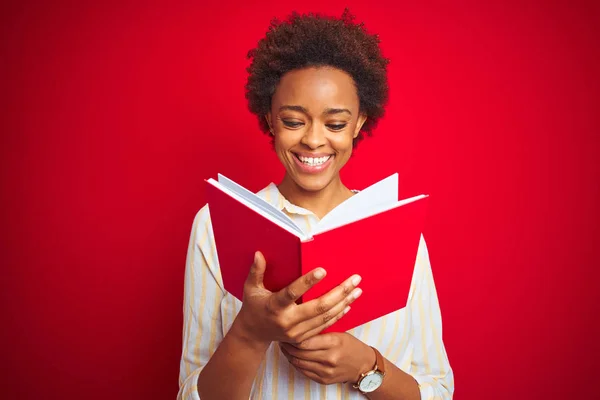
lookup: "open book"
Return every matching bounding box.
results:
[206,173,429,332]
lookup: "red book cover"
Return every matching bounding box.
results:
[206,182,303,302]
[299,199,427,333]
[205,178,428,333]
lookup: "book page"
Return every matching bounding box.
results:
[315,173,399,234]
[315,193,428,236]
[215,174,307,238]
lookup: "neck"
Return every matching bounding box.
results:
[277,173,355,219]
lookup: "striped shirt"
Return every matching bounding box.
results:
[177,183,454,399]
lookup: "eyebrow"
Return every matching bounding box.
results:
[278,105,352,116]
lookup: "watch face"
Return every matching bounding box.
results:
[359,372,383,393]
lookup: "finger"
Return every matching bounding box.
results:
[292,286,361,336]
[281,350,334,385]
[296,304,352,343]
[294,333,337,351]
[281,346,327,372]
[272,267,327,308]
[298,274,362,320]
[280,344,330,365]
[245,251,267,289]
[280,343,311,359]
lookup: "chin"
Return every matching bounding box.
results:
[292,174,335,192]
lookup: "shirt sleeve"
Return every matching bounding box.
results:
[407,235,455,400]
[177,205,226,400]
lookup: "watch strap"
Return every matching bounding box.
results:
[353,346,386,391]
[372,346,385,374]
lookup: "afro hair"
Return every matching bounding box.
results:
[245,9,390,146]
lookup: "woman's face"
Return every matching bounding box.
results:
[267,66,367,193]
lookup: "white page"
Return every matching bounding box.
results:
[314,193,428,236]
[315,173,399,234]
[214,175,307,238]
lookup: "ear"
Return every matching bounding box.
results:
[353,114,368,139]
[265,113,274,135]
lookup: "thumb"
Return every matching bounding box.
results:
[246,251,267,289]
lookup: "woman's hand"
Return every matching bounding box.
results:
[234,251,363,346]
[280,333,376,385]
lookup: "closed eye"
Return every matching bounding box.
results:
[327,124,347,131]
[282,120,347,131]
[282,120,304,128]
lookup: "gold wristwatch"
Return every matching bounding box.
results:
[353,346,386,393]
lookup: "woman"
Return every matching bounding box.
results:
[178,10,453,400]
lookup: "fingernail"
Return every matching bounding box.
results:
[351,275,362,286]
[314,268,326,279]
[353,288,363,299]
[343,306,351,314]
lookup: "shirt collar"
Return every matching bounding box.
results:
[256,183,314,216]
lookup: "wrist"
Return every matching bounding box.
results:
[355,344,377,382]
[230,309,271,351]
[353,346,386,394]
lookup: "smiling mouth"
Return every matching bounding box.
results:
[293,154,333,166]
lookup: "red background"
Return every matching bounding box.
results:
[2,1,599,399]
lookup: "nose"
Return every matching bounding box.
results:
[300,124,327,149]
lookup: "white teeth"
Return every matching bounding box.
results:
[298,155,331,166]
